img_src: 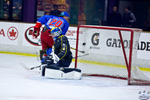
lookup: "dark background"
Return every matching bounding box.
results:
[0,0,150,31]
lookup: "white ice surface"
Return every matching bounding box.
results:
[0,53,150,100]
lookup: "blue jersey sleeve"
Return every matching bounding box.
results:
[61,21,69,35]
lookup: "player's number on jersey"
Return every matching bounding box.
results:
[49,19,63,27]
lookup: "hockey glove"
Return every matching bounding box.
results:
[52,52,60,63]
[41,55,54,65]
[46,48,52,56]
[33,22,42,38]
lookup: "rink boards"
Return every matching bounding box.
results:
[0,21,150,78]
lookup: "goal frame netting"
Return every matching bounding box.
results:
[74,25,150,85]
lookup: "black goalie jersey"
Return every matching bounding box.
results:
[54,35,72,67]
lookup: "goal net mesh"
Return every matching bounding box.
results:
[75,25,150,85]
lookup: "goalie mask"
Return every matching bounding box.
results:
[51,27,62,37]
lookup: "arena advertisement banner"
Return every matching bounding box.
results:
[137,33,150,60]
[0,22,19,45]
[66,27,77,49]
[80,28,131,56]
[84,28,101,54]
[98,31,150,60]
[98,29,131,56]
[78,27,150,60]
[22,24,41,47]
[0,21,150,61]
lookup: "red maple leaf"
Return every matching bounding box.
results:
[9,29,16,37]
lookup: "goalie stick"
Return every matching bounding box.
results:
[21,52,89,71]
[21,44,88,70]
[70,47,85,53]
[20,63,41,70]
[70,42,86,54]
[29,65,41,70]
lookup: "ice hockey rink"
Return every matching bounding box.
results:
[0,53,150,100]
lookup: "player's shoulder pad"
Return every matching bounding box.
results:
[60,35,68,39]
[58,35,68,41]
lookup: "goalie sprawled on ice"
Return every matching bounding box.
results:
[40,27,81,79]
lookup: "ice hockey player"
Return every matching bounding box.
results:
[41,27,72,69]
[33,12,81,79]
[41,27,81,79]
[33,11,70,64]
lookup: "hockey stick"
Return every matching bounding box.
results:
[30,65,41,70]
[73,53,89,58]
[35,48,41,61]
[70,47,85,53]
[20,63,41,70]
[21,53,89,71]
[29,53,89,70]
[22,46,88,70]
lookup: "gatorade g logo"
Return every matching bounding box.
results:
[91,33,99,45]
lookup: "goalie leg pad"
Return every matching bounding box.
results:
[43,67,82,80]
[61,67,81,73]
[46,64,81,73]
[62,70,82,80]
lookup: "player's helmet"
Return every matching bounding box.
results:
[51,27,62,37]
[59,11,70,17]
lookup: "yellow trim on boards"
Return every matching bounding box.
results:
[77,59,126,69]
[73,58,150,72]
[1,51,150,72]
[139,67,150,72]
[0,51,38,57]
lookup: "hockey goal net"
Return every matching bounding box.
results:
[75,25,150,85]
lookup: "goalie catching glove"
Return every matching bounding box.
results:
[41,54,60,65]
[41,48,60,65]
[41,55,53,65]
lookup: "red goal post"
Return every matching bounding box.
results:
[75,25,150,85]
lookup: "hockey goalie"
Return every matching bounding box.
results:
[40,27,82,79]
